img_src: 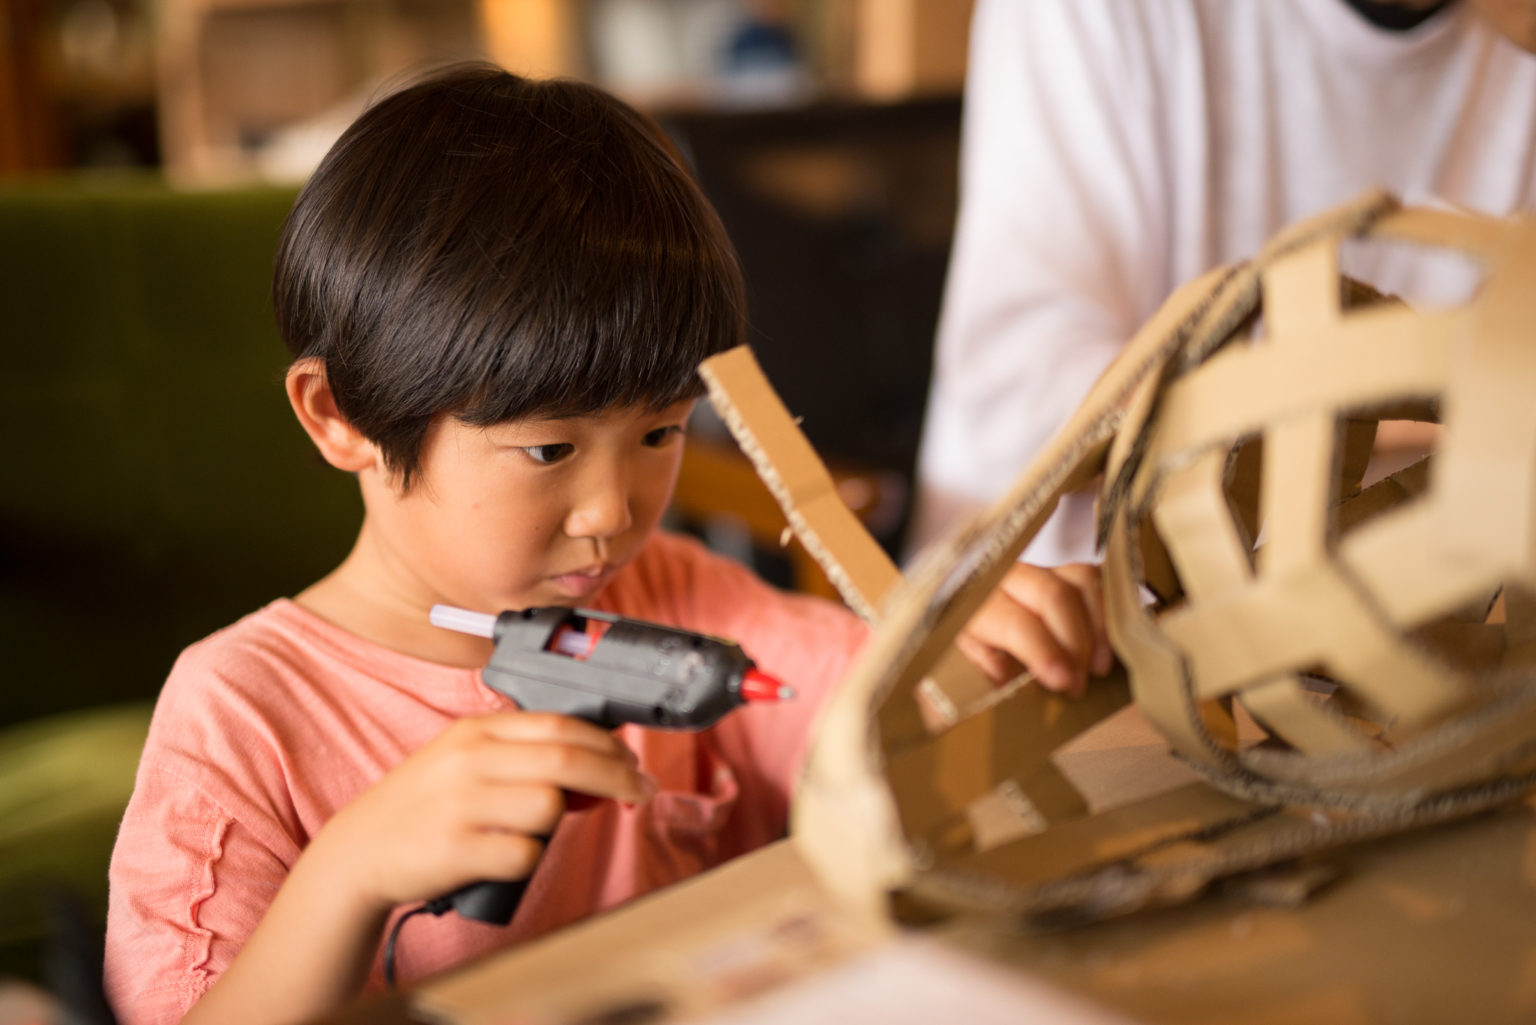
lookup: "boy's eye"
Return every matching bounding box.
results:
[643,425,684,447]
[522,443,574,464]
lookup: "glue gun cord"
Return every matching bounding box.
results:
[383,898,452,989]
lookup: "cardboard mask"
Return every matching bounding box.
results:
[701,190,1536,926]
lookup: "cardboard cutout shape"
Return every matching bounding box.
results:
[702,191,1536,926]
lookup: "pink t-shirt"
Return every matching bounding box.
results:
[104,531,867,1024]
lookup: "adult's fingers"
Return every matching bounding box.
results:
[962,599,1079,693]
[997,566,1098,689]
[1051,562,1113,675]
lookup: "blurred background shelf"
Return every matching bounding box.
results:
[1,0,972,183]
[0,0,974,988]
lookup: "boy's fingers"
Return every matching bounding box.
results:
[460,782,567,836]
[454,780,577,835]
[474,741,658,805]
[473,711,637,763]
[455,832,547,883]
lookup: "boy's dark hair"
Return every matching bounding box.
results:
[273,63,746,488]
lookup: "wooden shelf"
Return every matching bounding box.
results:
[154,0,972,183]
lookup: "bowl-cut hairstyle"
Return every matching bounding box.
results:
[273,63,747,488]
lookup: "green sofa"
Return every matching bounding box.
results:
[0,179,359,981]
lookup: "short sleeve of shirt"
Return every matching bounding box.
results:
[105,767,292,1025]
[105,531,872,1018]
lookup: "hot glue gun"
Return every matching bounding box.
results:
[426,604,795,926]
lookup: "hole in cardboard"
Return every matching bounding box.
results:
[1396,584,1507,678]
[1339,233,1489,313]
[1223,435,1264,570]
[1330,402,1438,544]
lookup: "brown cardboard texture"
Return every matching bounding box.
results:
[413,841,893,1025]
[704,191,1536,928]
[354,194,1536,1025]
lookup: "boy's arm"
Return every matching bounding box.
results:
[109,712,654,1025]
[106,777,291,1025]
[106,767,399,1025]
[176,847,388,1025]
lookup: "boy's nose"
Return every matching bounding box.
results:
[564,478,634,542]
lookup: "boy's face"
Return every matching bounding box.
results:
[362,400,697,615]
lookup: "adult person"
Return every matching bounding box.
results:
[909,0,1536,566]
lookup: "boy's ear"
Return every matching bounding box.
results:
[285,357,380,474]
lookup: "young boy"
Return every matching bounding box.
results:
[104,64,1109,1025]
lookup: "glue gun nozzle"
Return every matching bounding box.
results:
[741,668,795,703]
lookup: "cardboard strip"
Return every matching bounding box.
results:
[795,192,1536,929]
[1108,264,1264,527]
[1339,499,1501,627]
[1257,411,1336,578]
[1143,306,1456,478]
[927,764,1094,860]
[1371,204,1510,259]
[699,346,903,621]
[1507,587,1536,649]
[1336,417,1379,498]
[1159,560,1460,724]
[960,781,1049,852]
[915,638,1002,726]
[1104,507,1231,770]
[1238,675,1373,756]
[1151,447,1254,598]
[903,782,1264,916]
[917,763,1536,925]
[883,674,1132,843]
[1262,234,1342,338]
[1434,223,1536,577]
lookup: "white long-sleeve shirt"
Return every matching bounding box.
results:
[910,0,1536,566]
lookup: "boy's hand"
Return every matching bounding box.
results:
[306,712,655,913]
[957,562,1112,697]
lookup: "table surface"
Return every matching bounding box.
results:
[359,704,1536,1025]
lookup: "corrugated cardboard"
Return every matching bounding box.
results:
[327,193,1536,1023]
[781,192,1536,927]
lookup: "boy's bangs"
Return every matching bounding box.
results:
[452,236,743,426]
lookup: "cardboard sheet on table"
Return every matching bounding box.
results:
[412,840,890,1025]
[385,795,1536,1025]
[944,793,1536,1025]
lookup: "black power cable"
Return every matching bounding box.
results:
[383,897,452,988]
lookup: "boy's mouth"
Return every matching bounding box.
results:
[550,564,613,599]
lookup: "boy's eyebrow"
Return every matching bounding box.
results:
[472,412,583,430]
[472,398,699,432]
